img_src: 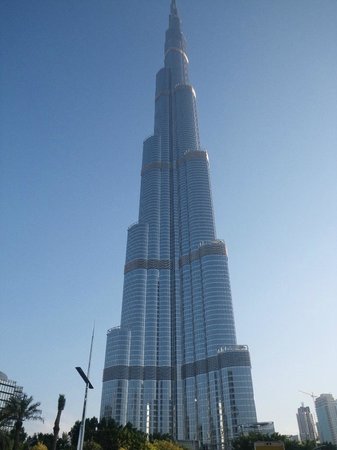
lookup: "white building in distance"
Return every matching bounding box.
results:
[315,394,337,445]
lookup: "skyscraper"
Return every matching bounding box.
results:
[315,394,337,445]
[296,404,317,442]
[101,2,257,448]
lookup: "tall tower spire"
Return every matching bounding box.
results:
[101,3,258,449]
[165,0,188,86]
[170,0,178,16]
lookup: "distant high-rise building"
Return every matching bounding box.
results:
[101,1,257,448]
[315,394,337,445]
[297,404,317,442]
[0,371,23,429]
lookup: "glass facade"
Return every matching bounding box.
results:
[315,394,337,445]
[101,2,257,448]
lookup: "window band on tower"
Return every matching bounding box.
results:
[124,241,227,274]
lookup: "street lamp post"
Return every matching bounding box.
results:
[76,326,95,450]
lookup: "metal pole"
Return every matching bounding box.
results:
[77,325,95,450]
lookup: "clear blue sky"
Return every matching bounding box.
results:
[1,0,336,438]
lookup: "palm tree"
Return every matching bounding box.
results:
[1,393,43,450]
[0,430,11,450]
[52,395,66,450]
[0,411,10,430]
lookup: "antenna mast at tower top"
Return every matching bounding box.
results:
[171,0,178,15]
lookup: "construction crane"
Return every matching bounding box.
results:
[300,390,318,402]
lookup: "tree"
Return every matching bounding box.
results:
[318,444,337,450]
[69,421,81,448]
[231,432,337,450]
[52,395,66,450]
[83,441,102,450]
[0,412,11,430]
[31,443,48,450]
[67,417,188,450]
[149,433,172,443]
[32,433,54,449]
[0,393,43,450]
[57,432,72,450]
[69,418,99,449]
[94,418,122,450]
[118,422,147,450]
[150,440,185,450]
[0,430,11,450]
[232,432,271,450]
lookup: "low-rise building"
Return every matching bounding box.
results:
[239,422,275,436]
[0,371,23,429]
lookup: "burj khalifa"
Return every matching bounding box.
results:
[101,2,257,448]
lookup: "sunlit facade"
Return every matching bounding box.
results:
[297,404,317,442]
[101,1,257,448]
[315,394,337,445]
